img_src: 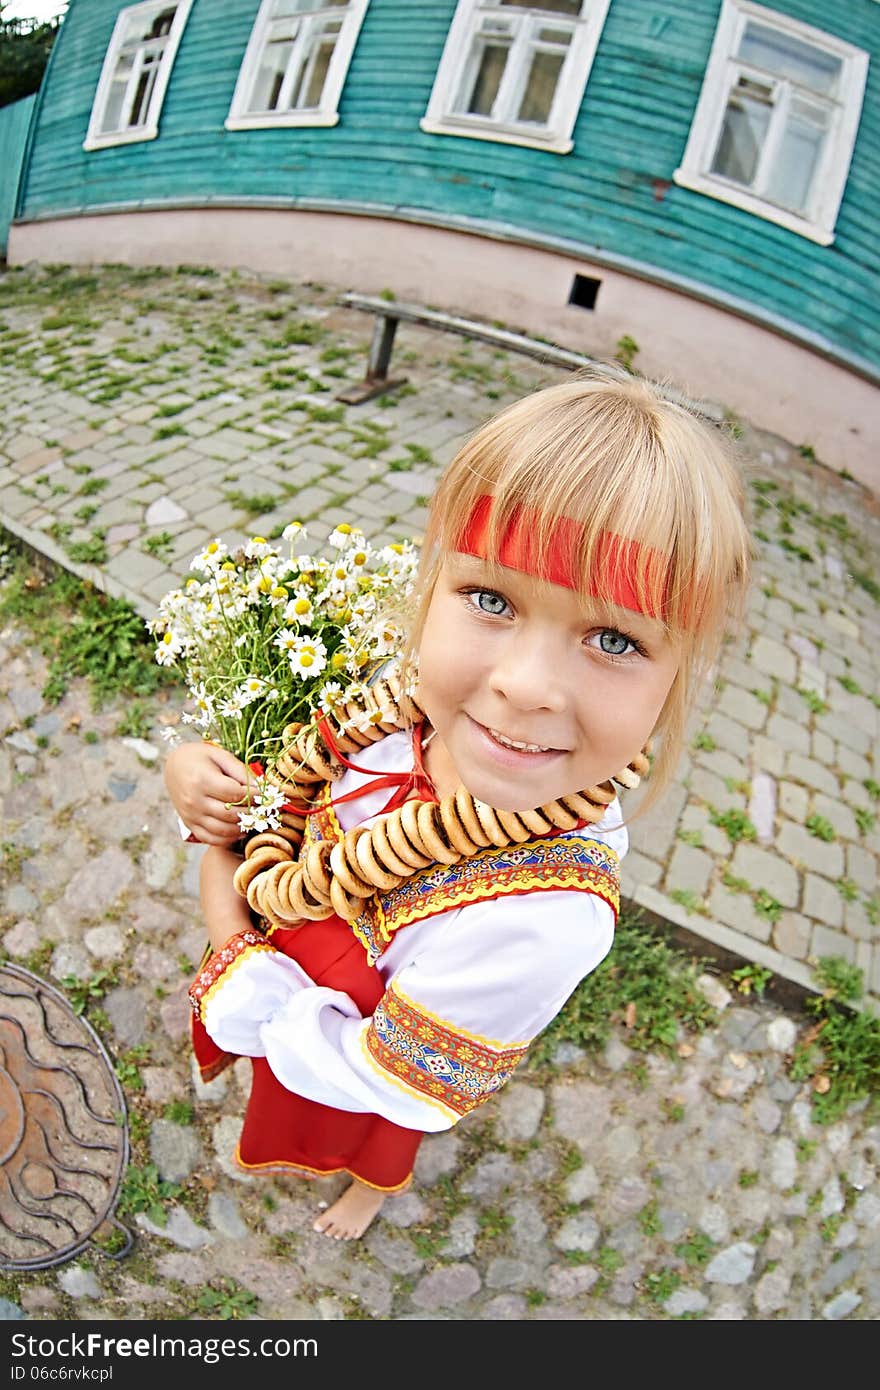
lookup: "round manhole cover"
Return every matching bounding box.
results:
[0,964,129,1270]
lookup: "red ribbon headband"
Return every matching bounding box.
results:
[457,494,670,620]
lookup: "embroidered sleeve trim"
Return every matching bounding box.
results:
[188,929,276,1024]
[352,833,619,965]
[364,980,529,1120]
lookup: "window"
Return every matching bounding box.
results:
[226,0,370,129]
[674,1,868,244]
[84,1,193,150]
[421,0,611,154]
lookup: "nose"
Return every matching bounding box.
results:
[488,627,568,714]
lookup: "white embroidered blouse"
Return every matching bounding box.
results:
[193,731,627,1132]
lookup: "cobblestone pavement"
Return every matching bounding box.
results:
[1,264,879,1321]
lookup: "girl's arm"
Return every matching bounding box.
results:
[164,741,251,845]
[200,846,251,953]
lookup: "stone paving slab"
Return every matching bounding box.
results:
[0,264,879,1320]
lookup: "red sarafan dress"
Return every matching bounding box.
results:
[189,726,626,1193]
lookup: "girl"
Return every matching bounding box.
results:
[164,371,751,1241]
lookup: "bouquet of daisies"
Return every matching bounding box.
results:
[149,522,420,831]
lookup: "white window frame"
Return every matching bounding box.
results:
[674,0,868,245]
[84,0,193,151]
[226,0,370,130]
[420,0,611,154]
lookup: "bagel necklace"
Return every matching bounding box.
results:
[233,664,650,931]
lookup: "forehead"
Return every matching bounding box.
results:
[443,551,670,642]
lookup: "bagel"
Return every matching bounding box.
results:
[416,801,460,865]
[354,828,404,893]
[494,809,533,844]
[370,815,416,878]
[455,786,492,848]
[387,804,434,868]
[439,794,482,856]
[537,798,580,831]
[329,835,375,897]
[472,799,509,848]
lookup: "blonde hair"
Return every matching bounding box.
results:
[405,369,752,811]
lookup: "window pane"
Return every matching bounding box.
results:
[273,0,347,15]
[739,22,841,96]
[461,43,509,115]
[101,65,132,132]
[252,40,294,109]
[765,100,828,211]
[499,1,582,14]
[130,55,161,125]
[711,81,771,186]
[517,49,564,123]
[147,7,177,39]
[291,32,338,107]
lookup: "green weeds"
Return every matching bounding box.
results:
[709,808,757,843]
[529,911,717,1067]
[0,542,175,708]
[789,958,880,1123]
[117,1163,182,1227]
[805,814,836,842]
[61,969,116,1016]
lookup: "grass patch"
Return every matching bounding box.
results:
[709,807,757,843]
[117,1162,181,1227]
[805,814,836,842]
[528,910,717,1067]
[789,957,880,1123]
[0,538,175,708]
[224,490,281,515]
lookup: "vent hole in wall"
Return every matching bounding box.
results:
[568,273,601,310]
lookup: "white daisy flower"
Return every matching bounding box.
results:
[282,590,314,627]
[188,682,216,728]
[287,635,328,680]
[245,535,275,560]
[282,521,305,542]
[273,627,299,654]
[155,629,184,666]
[318,679,344,708]
[219,691,246,718]
[240,675,272,703]
[328,523,356,550]
[191,538,228,574]
[236,776,288,833]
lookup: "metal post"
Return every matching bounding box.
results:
[337,312,409,405]
[367,314,399,381]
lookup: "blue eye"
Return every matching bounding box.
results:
[467,588,509,616]
[589,629,636,657]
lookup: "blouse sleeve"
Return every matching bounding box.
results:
[191,888,615,1133]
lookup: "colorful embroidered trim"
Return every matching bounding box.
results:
[457,493,670,618]
[188,929,275,1023]
[352,834,620,965]
[302,783,342,850]
[364,981,529,1119]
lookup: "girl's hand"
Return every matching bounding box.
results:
[163,741,251,846]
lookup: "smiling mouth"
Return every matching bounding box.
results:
[481,723,562,755]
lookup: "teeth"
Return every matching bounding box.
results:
[489,728,552,754]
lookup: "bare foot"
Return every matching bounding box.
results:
[313,1180,386,1240]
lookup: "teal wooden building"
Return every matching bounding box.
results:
[6,0,878,483]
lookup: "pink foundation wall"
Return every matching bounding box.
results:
[9,208,876,492]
